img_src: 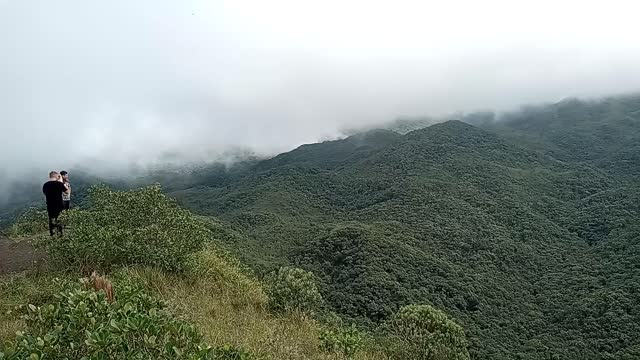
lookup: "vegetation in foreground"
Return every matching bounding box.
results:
[5,95,638,359]
[1,185,469,359]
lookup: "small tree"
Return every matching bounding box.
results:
[266,267,323,314]
[381,304,470,360]
[319,323,364,359]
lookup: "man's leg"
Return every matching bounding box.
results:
[56,217,63,235]
[49,208,63,236]
[48,215,56,236]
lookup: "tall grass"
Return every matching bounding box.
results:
[1,187,388,359]
[114,249,386,360]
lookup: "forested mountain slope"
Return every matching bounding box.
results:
[169,104,640,359]
[2,95,639,359]
[485,94,640,177]
[482,96,640,247]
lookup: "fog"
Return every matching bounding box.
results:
[2,0,640,179]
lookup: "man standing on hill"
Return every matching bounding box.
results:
[43,171,69,236]
[60,170,71,210]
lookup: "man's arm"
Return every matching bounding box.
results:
[61,182,69,193]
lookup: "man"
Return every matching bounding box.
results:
[43,171,69,236]
[60,170,71,210]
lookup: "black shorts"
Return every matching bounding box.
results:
[47,206,62,220]
[63,201,70,210]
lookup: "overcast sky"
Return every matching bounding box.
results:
[1,0,640,175]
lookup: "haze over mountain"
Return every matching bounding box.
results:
[2,0,640,180]
[2,92,640,357]
[163,95,640,358]
[4,1,640,359]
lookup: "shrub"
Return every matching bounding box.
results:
[319,323,364,359]
[186,249,268,309]
[265,267,323,314]
[5,208,47,238]
[0,279,251,359]
[380,304,470,360]
[39,185,210,272]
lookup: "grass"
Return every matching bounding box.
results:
[1,194,387,359]
[0,271,71,342]
[114,250,387,360]
[1,248,387,360]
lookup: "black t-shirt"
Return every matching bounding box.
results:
[43,180,67,210]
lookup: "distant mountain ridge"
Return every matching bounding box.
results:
[167,95,640,358]
[2,94,640,359]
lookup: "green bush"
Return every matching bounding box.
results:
[185,249,268,309]
[381,304,470,360]
[265,267,323,314]
[39,185,210,272]
[0,280,250,360]
[5,208,47,238]
[319,323,364,359]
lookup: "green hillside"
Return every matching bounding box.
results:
[2,95,639,359]
[2,186,413,360]
[166,97,640,359]
[485,95,640,177]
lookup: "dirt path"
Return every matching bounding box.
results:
[0,236,46,274]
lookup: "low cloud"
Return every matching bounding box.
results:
[1,0,640,181]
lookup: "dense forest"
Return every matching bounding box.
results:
[2,94,639,359]
[169,95,640,359]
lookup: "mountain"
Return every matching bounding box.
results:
[3,94,640,359]
[165,97,640,359]
[485,94,640,178]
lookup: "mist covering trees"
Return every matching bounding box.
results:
[166,95,640,358]
[2,94,640,358]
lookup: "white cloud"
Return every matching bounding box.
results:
[1,0,640,175]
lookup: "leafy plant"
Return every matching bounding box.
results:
[5,208,47,238]
[0,279,251,359]
[38,184,210,272]
[380,304,469,360]
[319,323,364,359]
[265,267,323,315]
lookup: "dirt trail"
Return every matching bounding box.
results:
[0,236,46,274]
